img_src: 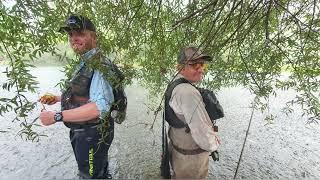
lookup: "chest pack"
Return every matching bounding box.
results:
[164,78,224,128]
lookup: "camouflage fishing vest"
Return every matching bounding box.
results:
[61,65,98,128]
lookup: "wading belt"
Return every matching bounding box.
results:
[171,142,206,155]
[70,123,100,131]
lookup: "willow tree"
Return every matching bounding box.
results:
[0,0,319,140]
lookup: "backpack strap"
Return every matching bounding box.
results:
[164,78,191,128]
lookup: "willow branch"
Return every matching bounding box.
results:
[238,45,263,95]
[208,0,244,45]
[0,36,27,123]
[219,0,264,48]
[125,1,144,33]
[172,0,219,29]
[265,0,272,45]
[274,0,319,35]
[197,0,231,49]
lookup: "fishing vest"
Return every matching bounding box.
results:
[164,78,205,155]
[61,65,98,128]
[164,78,190,129]
[164,78,224,129]
[164,77,223,155]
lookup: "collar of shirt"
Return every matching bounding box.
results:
[79,48,99,68]
[68,48,99,81]
[175,73,185,80]
[176,73,192,83]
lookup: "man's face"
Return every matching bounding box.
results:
[68,30,97,55]
[180,59,207,83]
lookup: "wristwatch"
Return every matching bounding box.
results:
[54,112,63,122]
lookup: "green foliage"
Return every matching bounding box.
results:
[0,0,63,140]
[0,0,319,140]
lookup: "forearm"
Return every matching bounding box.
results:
[56,95,62,102]
[62,102,100,122]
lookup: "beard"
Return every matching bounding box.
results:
[71,43,93,55]
[72,44,86,54]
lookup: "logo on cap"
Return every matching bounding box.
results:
[58,15,96,33]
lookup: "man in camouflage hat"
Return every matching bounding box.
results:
[163,46,220,178]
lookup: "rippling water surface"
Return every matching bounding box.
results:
[0,67,319,179]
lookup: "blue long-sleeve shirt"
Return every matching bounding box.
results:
[78,48,114,119]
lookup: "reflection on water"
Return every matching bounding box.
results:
[0,66,319,179]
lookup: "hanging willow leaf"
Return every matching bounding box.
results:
[0,0,319,140]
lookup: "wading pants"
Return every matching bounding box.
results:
[69,120,114,179]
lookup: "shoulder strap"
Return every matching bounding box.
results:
[164,78,191,128]
[93,52,125,88]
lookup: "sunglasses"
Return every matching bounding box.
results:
[187,62,208,70]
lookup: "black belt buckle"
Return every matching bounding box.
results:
[214,125,218,132]
[210,150,219,161]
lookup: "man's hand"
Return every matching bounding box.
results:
[40,110,56,126]
[38,93,59,105]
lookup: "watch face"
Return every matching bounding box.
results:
[54,112,63,122]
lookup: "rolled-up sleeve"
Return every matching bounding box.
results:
[89,70,114,119]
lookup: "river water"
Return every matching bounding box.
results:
[0,67,319,179]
